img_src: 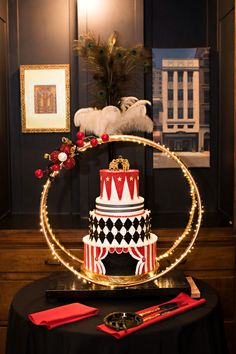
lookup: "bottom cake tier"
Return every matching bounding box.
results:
[83,233,158,276]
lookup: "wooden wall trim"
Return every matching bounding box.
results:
[0,227,235,246]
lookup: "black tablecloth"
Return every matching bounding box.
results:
[6,274,229,354]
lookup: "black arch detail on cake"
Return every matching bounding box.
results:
[102,251,138,275]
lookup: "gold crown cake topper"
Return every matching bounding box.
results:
[109,155,130,171]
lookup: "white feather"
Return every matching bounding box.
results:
[120,96,139,112]
[74,97,153,136]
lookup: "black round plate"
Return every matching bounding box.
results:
[104,312,143,331]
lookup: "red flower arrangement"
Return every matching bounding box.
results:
[35,133,109,179]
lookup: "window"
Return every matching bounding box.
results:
[178,89,183,100]
[188,125,194,128]
[188,108,193,118]
[204,71,209,84]
[168,108,173,119]
[168,89,173,100]
[178,124,184,128]
[168,71,173,82]
[167,124,174,129]
[204,110,210,124]
[178,108,183,119]
[178,71,183,82]
[204,132,210,151]
[188,89,193,100]
[204,90,210,103]
[188,72,193,82]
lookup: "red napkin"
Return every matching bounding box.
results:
[28,303,99,329]
[97,292,206,339]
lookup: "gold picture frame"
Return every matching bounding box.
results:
[20,64,70,133]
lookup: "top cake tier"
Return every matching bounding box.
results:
[99,169,140,204]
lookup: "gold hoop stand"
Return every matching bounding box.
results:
[40,135,203,288]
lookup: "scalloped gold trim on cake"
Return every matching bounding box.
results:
[80,261,160,286]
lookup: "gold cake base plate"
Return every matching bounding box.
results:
[80,262,160,287]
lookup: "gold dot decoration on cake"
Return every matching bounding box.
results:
[39,135,203,287]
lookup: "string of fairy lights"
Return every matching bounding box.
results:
[39,135,203,287]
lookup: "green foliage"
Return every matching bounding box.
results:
[74,31,151,108]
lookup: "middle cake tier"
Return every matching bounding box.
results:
[89,210,151,247]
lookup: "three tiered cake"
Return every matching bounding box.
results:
[83,157,158,277]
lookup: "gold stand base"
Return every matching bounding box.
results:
[80,262,160,287]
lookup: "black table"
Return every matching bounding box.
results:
[6,274,229,354]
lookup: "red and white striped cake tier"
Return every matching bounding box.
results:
[83,234,157,275]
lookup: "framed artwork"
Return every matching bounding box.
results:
[152,48,210,168]
[20,64,70,133]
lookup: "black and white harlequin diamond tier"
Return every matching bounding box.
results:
[88,211,151,246]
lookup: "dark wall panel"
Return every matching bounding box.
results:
[218,7,234,221]
[0,0,10,218]
[152,0,207,48]
[19,0,70,65]
[7,0,145,222]
[144,0,228,226]
[8,0,76,215]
